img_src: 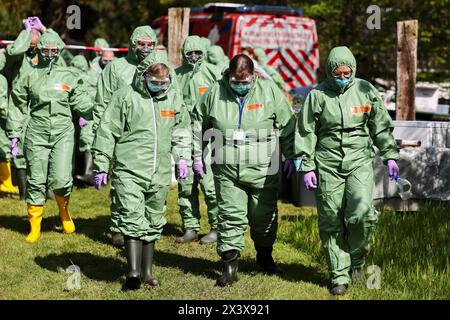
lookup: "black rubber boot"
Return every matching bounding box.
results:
[16,169,27,200]
[255,245,283,275]
[216,250,239,287]
[141,241,159,287]
[175,229,198,243]
[74,152,94,186]
[112,232,125,247]
[331,284,347,296]
[199,229,217,244]
[124,236,142,290]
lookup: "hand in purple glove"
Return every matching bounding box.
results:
[23,18,33,32]
[192,156,205,178]
[79,117,89,128]
[283,160,295,179]
[10,138,19,158]
[177,159,188,180]
[94,172,108,190]
[387,159,399,180]
[303,171,317,190]
[29,17,46,32]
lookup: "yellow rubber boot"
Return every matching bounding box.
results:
[55,195,75,234]
[26,205,43,243]
[0,162,19,194]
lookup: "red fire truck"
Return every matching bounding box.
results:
[151,3,320,89]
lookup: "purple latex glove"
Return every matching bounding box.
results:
[29,17,45,32]
[387,159,399,180]
[192,156,205,178]
[10,138,19,158]
[94,172,108,190]
[79,117,89,128]
[23,18,33,32]
[283,160,295,179]
[303,171,317,190]
[177,159,188,179]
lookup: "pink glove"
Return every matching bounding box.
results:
[94,172,108,190]
[10,138,19,157]
[387,159,399,180]
[29,17,45,32]
[303,171,317,190]
[283,160,295,179]
[79,117,89,128]
[177,159,188,179]
[192,156,205,178]
[23,18,33,32]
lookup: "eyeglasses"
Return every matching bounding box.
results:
[42,47,59,55]
[136,39,156,50]
[332,70,352,78]
[144,74,171,90]
[229,75,254,86]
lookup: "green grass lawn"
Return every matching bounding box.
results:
[0,185,448,300]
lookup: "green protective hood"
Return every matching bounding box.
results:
[36,29,65,66]
[70,55,89,72]
[325,46,357,92]
[132,49,172,96]
[94,38,109,48]
[207,45,226,65]
[128,26,157,61]
[37,29,65,51]
[181,35,206,67]
[254,48,267,64]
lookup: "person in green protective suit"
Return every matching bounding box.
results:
[92,25,157,247]
[69,55,99,187]
[253,48,287,92]
[192,54,298,286]
[207,45,229,72]
[175,35,222,245]
[90,38,109,66]
[7,29,93,243]
[0,69,18,195]
[92,50,192,290]
[295,46,400,295]
[2,26,42,198]
[2,18,67,199]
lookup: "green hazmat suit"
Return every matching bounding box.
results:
[3,30,39,170]
[192,70,296,255]
[7,29,93,205]
[92,26,157,131]
[92,50,192,241]
[70,55,98,152]
[254,48,287,91]
[207,45,229,72]
[175,35,222,232]
[295,46,399,286]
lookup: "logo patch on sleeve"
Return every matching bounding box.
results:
[54,83,72,91]
[198,86,208,94]
[351,104,371,114]
[160,110,175,118]
[247,103,264,110]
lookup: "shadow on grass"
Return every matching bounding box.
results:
[0,214,112,245]
[34,252,124,282]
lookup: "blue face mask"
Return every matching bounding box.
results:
[147,81,162,93]
[335,77,351,88]
[230,82,252,96]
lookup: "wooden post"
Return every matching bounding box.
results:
[396,20,418,121]
[168,7,190,69]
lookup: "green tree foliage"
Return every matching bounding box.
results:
[0,0,448,82]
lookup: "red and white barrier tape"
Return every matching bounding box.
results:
[0,40,129,52]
